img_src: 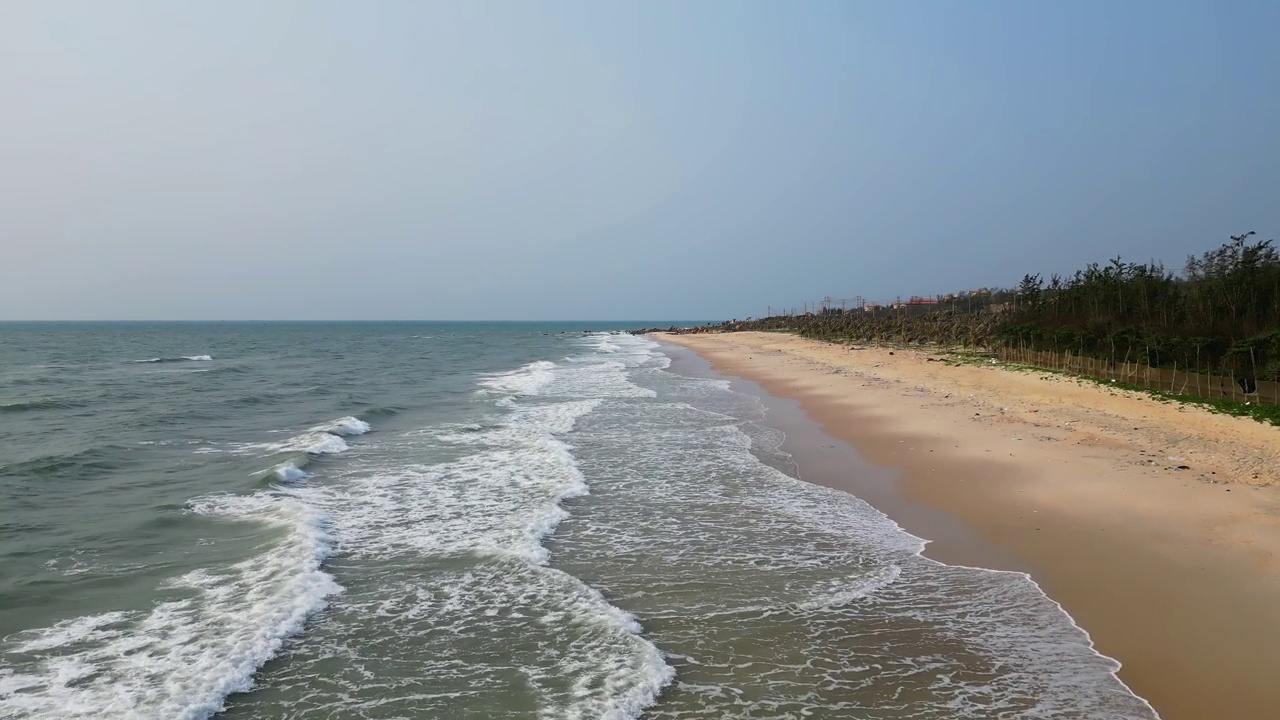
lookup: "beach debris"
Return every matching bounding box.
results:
[1175,465,1191,471]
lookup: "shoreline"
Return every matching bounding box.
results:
[656,331,1280,720]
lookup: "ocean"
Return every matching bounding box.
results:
[0,322,1158,719]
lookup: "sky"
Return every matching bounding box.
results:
[2,1,1277,321]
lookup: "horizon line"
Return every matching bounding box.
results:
[0,318,715,324]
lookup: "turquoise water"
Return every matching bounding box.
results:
[0,323,1157,719]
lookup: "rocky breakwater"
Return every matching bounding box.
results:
[627,322,741,336]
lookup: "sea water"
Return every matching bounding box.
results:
[0,322,1158,719]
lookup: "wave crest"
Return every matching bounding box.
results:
[131,355,213,364]
[0,399,87,413]
[1,494,340,719]
[309,417,371,437]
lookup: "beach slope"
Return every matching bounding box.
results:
[658,330,1280,720]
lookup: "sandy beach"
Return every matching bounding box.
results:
[657,330,1280,720]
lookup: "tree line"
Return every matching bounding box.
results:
[723,232,1280,384]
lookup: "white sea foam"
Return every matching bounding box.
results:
[0,494,339,720]
[304,563,675,720]
[544,361,658,399]
[253,352,676,718]
[4,332,689,720]
[309,416,371,437]
[259,431,350,456]
[477,360,557,397]
[252,345,670,712]
[311,399,599,564]
[195,418,373,458]
[523,568,675,720]
[290,432,349,455]
[0,414,378,718]
[519,341,1161,719]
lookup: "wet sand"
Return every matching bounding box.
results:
[657,331,1280,720]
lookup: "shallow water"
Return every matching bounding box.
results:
[0,322,1157,719]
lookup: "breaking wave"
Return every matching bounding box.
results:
[308,416,371,437]
[0,494,339,720]
[131,355,213,364]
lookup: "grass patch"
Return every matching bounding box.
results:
[958,352,1280,427]
[781,334,1280,427]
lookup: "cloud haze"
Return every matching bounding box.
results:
[3,1,1277,320]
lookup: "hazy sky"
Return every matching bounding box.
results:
[3,1,1277,320]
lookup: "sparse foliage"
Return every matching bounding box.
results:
[727,233,1280,385]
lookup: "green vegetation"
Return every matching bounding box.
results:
[1003,232,1280,384]
[718,232,1280,414]
[940,350,1280,426]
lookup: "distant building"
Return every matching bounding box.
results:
[891,297,939,310]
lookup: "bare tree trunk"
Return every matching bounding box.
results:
[1195,348,1201,398]
[1251,347,1259,401]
